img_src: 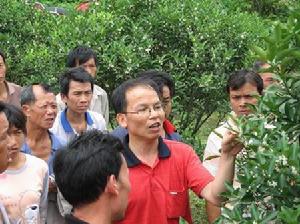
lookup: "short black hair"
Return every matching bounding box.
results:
[66,45,98,68]
[20,83,54,106]
[111,78,160,114]
[137,70,175,97]
[54,130,124,208]
[3,104,27,135]
[0,50,6,63]
[226,69,264,95]
[59,67,94,96]
[0,102,7,114]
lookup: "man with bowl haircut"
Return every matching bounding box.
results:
[51,67,106,143]
[54,130,130,224]
[203,69,264,223]
[56,46,109,124]
[111,77,243,224]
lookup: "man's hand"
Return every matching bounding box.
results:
[221,130,243,156]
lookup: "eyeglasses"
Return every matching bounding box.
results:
[123,103,164,117]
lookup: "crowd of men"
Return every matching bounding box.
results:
[0,46,276,224]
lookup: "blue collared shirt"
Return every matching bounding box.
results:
[50,109,106,143]
[21,131,65,175]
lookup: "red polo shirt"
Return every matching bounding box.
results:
[115,136,214,224]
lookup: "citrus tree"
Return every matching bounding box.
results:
[218,9,300,223]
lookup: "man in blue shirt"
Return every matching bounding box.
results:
[51,67,106,143]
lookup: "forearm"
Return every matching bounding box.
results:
[211,153,235,196]
[202,153,235,205]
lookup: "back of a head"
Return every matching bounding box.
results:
[20,83,53,106]
[59,67,94,96]
[111,78,160,114]
[66,45,98,68]
[3,104,27,135]
[226,69,264,95]
[137,70,175,97]
[54,130,124,208]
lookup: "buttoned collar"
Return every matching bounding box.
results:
[61,108,94,133]
[122,135,171,168]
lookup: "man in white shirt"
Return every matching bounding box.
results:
[56,46,109,124]
[203,69,264,223]
[51,67,106,143]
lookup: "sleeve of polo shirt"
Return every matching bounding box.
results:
[185,145,214,197]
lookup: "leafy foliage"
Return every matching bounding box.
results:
[218,9,300,223]
[0,0,266,136]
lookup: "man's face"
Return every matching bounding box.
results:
[114,156,131,221]
[162,85,172,118]
[0,55,7,83]
[259,63,276,88]
[229,82,259,116]
[76,58,97,78]
[62,81,92,114]
[0,113,9,173]
[118,86,165,141]
[25,86,57,129]
[7,126,25,162]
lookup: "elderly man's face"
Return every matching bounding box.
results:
[23,85,57,130]
[0,112,9,173]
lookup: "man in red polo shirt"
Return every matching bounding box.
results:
[111,78,242,224]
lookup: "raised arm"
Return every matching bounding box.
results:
[200,130,243,205]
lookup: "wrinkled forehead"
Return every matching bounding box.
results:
[32,86,55,103]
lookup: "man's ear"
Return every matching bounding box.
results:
[116,113,127,129]
[105,175,119,195]
[61,93,68,105]
[22,104,31,117]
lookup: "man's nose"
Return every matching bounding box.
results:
[149,107,162,118]
[46,106,56,114]
[79,94,89,102]
[7,134,15,148]
[240,97,247,106]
